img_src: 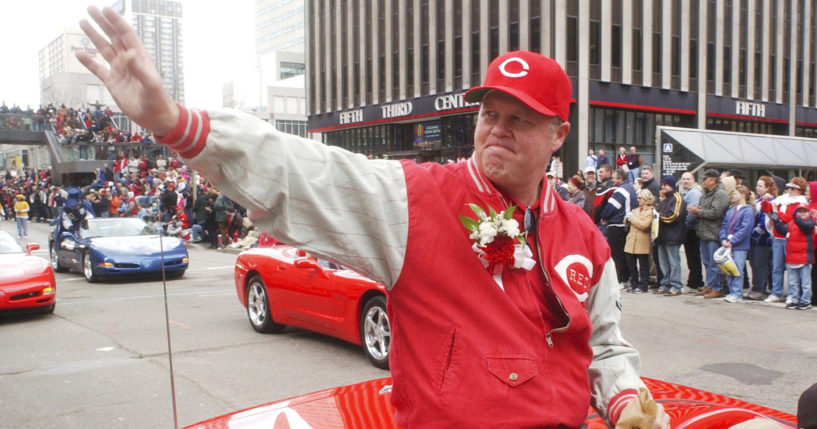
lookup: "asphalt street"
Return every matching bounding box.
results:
[0,219,813,428]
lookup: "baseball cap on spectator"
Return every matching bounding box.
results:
[464,51,572,122]
[703,169,720,179]
[583,166,596,174]
[546,171,555,178]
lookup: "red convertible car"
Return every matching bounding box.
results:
[185,377,797,428]
[234,245,390,368]
[0,230,56,314]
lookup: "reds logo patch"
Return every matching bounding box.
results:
[553,255,594,303]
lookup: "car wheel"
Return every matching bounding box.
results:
[83,251,98,283]
[361,295,390,369]
[246,275,285,333]
[49,242,68,273]
[168,270,185,279]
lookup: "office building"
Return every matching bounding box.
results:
[306,0,817,174]
[113,0,185,103]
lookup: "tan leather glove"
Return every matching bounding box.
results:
[615,387,669,429]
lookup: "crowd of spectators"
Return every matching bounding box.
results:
[557,156,817,312]
[0,156,260,250]
[1,100,155,145]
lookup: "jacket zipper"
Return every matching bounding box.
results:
[534,224,571,348]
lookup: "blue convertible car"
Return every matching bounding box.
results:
[49,217,189,282]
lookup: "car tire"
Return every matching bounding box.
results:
[49,242,68,273]
[83,251,98,283]
[168,270,185,279]
[360,295,390,369]
[246,275,285,333]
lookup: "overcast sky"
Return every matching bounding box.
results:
[0,0,255,110]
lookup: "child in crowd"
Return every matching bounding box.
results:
[773,206,815,310]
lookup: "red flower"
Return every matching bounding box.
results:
[482,235,516,268]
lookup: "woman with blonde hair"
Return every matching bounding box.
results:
[624,189,655,293]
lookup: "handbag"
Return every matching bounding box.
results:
[714,246,740,276]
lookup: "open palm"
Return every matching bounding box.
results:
[76,6,178,137]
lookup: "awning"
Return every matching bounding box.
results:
[658,126,817,172]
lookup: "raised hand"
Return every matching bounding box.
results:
[76,6,179,137]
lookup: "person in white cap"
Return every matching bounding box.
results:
[584,165,598,192]
[76,6,668,428]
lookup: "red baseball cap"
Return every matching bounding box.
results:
[464,50,572,122]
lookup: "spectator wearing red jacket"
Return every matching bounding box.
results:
[761,177,809,303]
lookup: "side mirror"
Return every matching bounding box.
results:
[25,243,40,255]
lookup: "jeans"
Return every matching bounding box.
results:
[786,264,812,305]
[700,240,723,291]
[657,244,683,292]
[725,249,748,299]
[625,252,649,291]
[16,217,28,238]
[771,238,787,298]
[191,223,204,242]
[628,167,640,184]
[748,245,772,293]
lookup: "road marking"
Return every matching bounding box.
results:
[97,346,115,352]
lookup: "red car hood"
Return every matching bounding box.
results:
[0,254,50,284]
[185,377,796,428]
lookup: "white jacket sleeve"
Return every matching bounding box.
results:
[586,258,647,425]
[177,108,409,287]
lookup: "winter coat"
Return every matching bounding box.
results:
[751,197,774,247]
[696,183,729,242]
[655,191,686,245]
[600,181,637,226]
[680,183,703,229]
[624,205,654,255]
[719,204,755,251]
[774,214,815,265]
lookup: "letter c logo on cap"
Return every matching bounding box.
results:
[498,57,530,78]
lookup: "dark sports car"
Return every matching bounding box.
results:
[49,217,188,282]
[234,245,390,369]
[184,377,797,428]
[0,230,56,314]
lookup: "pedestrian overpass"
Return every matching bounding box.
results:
[0,125,104,185]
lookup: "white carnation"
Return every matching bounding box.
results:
[500,218,520,236]
[478,222,498,245]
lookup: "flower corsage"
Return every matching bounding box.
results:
[460,204,536,289]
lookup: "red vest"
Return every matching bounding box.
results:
[388,159,611,428]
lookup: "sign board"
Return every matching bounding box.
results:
[413,121,442,150]
[659,132,704,178]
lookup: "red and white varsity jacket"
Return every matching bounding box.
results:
[159,105,647,427]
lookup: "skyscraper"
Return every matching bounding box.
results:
[113,0,185,103]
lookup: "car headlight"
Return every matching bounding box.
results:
[60,240,76,251]
[99,261,114,268]
[182,257,189,263]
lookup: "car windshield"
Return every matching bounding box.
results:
[0,232,24,254]
[80,218,155,238]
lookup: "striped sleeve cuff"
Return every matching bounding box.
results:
[608,388,639,425]
[156,103,210,159]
